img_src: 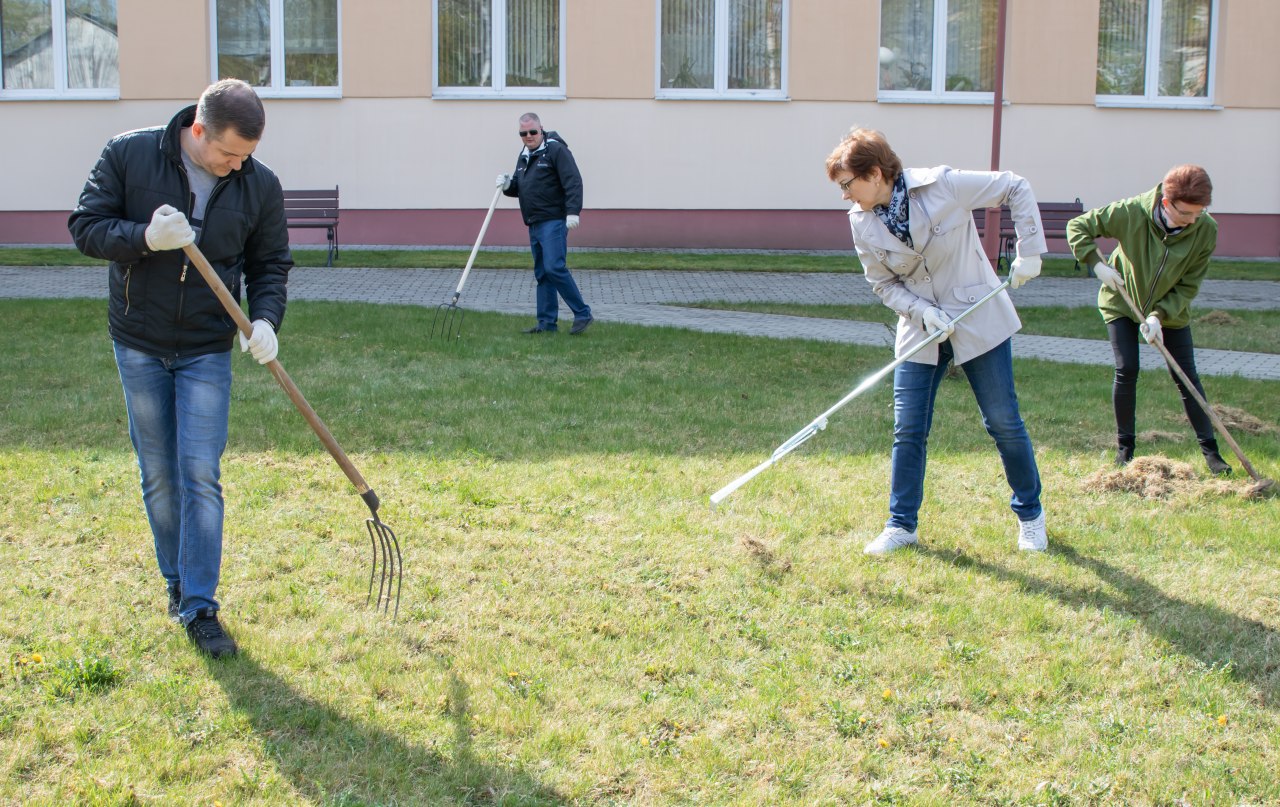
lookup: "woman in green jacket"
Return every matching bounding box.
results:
[1066,165,1230,475]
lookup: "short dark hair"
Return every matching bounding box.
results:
[1162,164,1212,207]
[197,79,266,142]
[825,127,903,186]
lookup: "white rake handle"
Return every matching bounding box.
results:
[710,278,1013,507]
[449,186,503,303]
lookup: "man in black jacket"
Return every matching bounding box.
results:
[68,79,293,659]
[499,113,593,334]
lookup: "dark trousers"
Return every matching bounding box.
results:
[1106,317,1218,453]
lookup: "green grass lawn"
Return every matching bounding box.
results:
[1,300,1278,805]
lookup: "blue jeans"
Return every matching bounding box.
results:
[887,338,1041,532]
[114,342,231,622]
[529,218,590,329]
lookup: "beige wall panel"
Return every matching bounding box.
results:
[1216,0,1280,108]
[788,0,878,101]
[118,2,210,100]
[1006,0,1098,105]
[343,0,432,97]
[567,1,654,98]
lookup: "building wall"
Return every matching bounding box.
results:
[4,1,1278,257]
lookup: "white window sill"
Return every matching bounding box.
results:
[433,88,566,100]
[1095,97,1219,110]
[656,91,788,101]
[0,90,118,101]
[254,87,342,100]
[877,91,997,105]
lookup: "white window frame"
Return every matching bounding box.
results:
[1095,0,1218,109]
[0,0,117,100]
[432,0,566,99]
[210,0,342,99]
[654,0,789,101]
[877,0,993,105]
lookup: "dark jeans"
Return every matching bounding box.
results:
[528,219,590,329]
[1106,317,1218,453]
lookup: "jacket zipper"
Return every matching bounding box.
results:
[174,175,230,352]
[123,266,132,315]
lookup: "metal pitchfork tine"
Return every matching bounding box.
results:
[182,243,403,618]
[432,186,503,341]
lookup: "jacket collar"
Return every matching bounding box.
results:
[848,166,947,254]
[162,104,256,177]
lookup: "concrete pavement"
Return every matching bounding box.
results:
[2,265,1278,381]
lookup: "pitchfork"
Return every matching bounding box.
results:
[431,186,503,341]
[182,243,403,617]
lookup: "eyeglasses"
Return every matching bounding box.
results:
[1168,200,1206,219]
[838,177,857,193]
[518,129,541,137]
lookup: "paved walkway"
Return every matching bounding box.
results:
[3,265,1278,381]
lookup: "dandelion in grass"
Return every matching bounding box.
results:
[1217,714,1228,726]
[30,654,43,664]
[878,737,890,748]
[882,688,893,700]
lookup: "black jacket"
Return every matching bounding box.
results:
[68,105,292,358]
[502,132,583,226]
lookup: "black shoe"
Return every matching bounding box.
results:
[185,608,239,659]
[167,585,181,622]
[523,325,556,334]
[1115,445,1134,466]
[570,316,594,335]
[1204,451,1232,476]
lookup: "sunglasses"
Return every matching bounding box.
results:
[518,129,541,137]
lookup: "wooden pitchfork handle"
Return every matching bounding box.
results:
[1110,280,1267,484]
[182,243,383,515]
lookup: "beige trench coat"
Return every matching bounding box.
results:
[848,166,1048,365]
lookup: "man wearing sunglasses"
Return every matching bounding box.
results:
[1067,165,1230,475]
[497,113,593,335]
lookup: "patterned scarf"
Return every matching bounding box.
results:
[874,173,912,249]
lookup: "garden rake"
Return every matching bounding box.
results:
[431,186,503,341]
[182,243,403,617]
[1111,280,1275,497]
[711,278,1013,507]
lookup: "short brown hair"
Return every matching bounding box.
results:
[825,127,903,185]
[1162,164,1212,207]
[197,79,266,142]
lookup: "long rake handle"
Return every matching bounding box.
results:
[182,243,381,514]
[450,186,503,303]
[1111,281,1266,483]
[711,278,1012,506]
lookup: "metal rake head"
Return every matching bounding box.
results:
[430,300,465,342]
[366,514,402,618]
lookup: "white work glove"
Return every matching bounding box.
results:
[922,307,955,340]
[566,214,580,230]
[496,173,511,190]
[1093,261,1122,291]
[1140,314,1162,346]
[239,319,278,364]
[1008,254,1042,289]
[144,204,195,251]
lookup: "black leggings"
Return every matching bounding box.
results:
[1106,317,1218,452]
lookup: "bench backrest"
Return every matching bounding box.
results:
[973,199,1083,237]
[283,187,340,224]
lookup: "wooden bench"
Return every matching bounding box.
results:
[283,187,340,266]
[973,199,1084,274]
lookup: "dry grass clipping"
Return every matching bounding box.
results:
[1202,404,1278,435]
[738,534,792,573]
[1196,309,1243,327]
[1137,429,1186,443]
[1083,455,1235,499]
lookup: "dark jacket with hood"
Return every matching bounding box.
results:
[502,131,583,226]
[68,104,292,359]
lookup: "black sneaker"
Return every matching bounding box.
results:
[570,316,594,335]
[1204,451,1232,476]
[167,585,181,622]
[1115,445,1134,466]
[185,608,239,659]
[523,325,556,334]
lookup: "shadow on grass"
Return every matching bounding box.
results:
[205,654,566,805]
[922,542,1280,709]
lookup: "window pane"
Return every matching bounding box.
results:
[944,0,994,91]
[1158,0,1210,97]
[2,0,54,89]
[218,0,271,87]
[66,0,117,89]
[879,0,933,91]
[438,0,491,87]
[661,0,714,89]
[727,0,782,90]
[506,0,557,87]
[283,0,337,87]
[1097,0,1147,95]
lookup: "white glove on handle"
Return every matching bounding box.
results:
[922,307,955,340]
[1008,255,1042,289]
[566,214,580,230]
[239,319,278,364]
[1093,261,1122,291]
[144,204,195,251]
[1140,314,1163,346]
[496,173,511,190]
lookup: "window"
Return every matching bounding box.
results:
[658,0,786,99]
[434,0,563,98]
[1097,0,1215,106]
[214,0,340,97]
[0,0,117,98]
[878,0,996,102]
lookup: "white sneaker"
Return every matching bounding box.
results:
[1017,513,1047,551]
[864,526,919,555]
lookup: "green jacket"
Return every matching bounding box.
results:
[1066,184,1217,328]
